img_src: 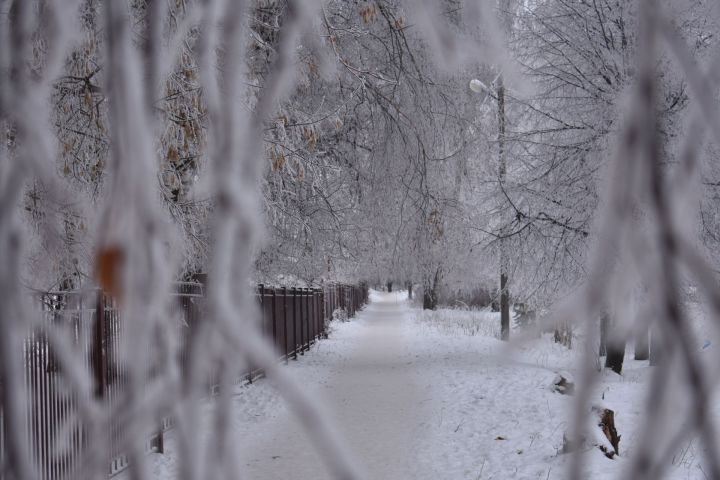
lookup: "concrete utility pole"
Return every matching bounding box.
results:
[469,73,511,341]
[469,0,513,341]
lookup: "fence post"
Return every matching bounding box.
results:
[299,288,303,355]
[320,288,326,338]
[282,287,289,364]
[304,288,308,350]
[342,285,346,312]
[308,288,315,349]
[0,380,4,480]
[271,287,276,352]
[316,289,320,340]
[305,288,312,351]
[327,285,331,323]
[322,285,326,327]
[92,290,107,399]
[262,285,267,338]
[300,288,305,352]
[316,289,321,339]
[307,288,312,349]
[292,288,298,360]
[307,288,312,345]
[250,285,264,384]
[297,289,303,356]
[311,289,317,342]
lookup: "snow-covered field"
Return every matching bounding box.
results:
[137,291,711,479]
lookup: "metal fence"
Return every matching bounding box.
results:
[0,281,368,480]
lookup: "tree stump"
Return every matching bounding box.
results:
[592,406,620,458]
[552,373,574,395]
[562,405,620,459]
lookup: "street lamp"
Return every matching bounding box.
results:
[469,78,488,93]
[470,75,510,341]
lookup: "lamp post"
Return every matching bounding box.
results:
[470,75,510,341]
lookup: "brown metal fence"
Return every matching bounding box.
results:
[0,281,368,480]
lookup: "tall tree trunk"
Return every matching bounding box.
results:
[649,326,661,366]
[497,75,510,342]
[422,268,441,310]
[605,339,626,374]
[634,326,649,360]
[604,313,626,374]
[407,282,412,299]
[422,289,435,310]
[387,281,392,292]
[554,318,572,348]
[500,269,510,341]
[599,313,609,356]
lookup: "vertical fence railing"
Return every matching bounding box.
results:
[2,281,368,480]
[0,391,4,480]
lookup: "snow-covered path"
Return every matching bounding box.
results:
[220,292,577,480]
[233,291,426,479]
[147,292,593,479]
[147,292,709,479]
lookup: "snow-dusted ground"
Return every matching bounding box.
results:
[230,290,425,479]
[139,291,711,479]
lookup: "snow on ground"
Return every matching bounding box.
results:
[138,291,711,479]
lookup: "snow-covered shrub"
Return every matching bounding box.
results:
[332,307,348,322]
[414,308,501,338]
